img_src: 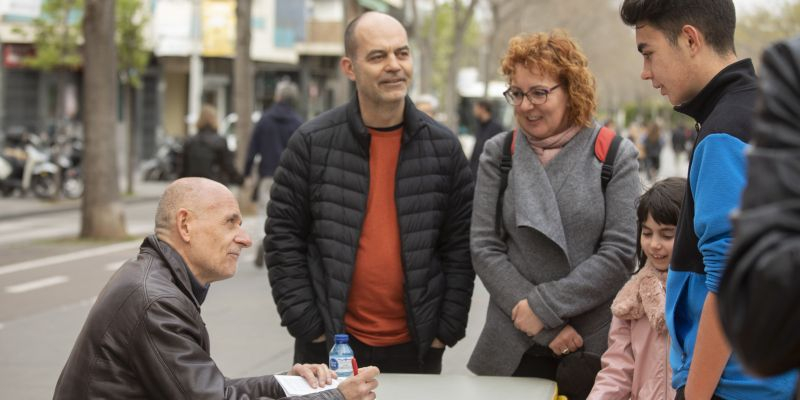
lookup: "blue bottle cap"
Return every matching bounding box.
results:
[334,334,349,344]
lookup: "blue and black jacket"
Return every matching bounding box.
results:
[668,59,798,399]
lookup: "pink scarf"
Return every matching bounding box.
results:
[522,125,582,166]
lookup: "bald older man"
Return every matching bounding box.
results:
[54,178,379,400]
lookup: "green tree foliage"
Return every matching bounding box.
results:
[116,0,150,89]
[421,1,481,107]
[22,0,84,71]
[736,0,800,66]
[21,0,148,85]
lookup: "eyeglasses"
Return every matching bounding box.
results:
[503,84,561,106]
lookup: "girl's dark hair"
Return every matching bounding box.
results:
[635,177,686,270]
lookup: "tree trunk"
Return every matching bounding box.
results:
[234,0,256,214]
[125,84,137,195]
[443,0,479,134]
[81,0,127,239]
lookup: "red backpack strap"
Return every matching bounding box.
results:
[594,126,615,162]
[594,127,623,193]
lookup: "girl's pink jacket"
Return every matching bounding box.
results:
[587,265,675,400]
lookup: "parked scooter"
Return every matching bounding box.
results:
[141,136,182,181]
[53,135,83,199]
[0,129,60,199]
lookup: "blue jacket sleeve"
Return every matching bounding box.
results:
[689,133,748,293]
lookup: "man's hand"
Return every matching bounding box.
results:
[312,334,326,343]
[289,363,336,389]
[337,366,380,400]
[548,324,583,356]
[511,298,545,336]
[431,338,445,349]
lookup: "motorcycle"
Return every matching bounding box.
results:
[141,136,182,181]
[53,135,83,199]
[0,130,60,200]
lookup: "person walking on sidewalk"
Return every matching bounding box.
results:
[265,11,474,374]
[620,1,798,398]
[54,177,379,400]
[182,105,243,186]
[469,99,504,178]
[244,80,304,268]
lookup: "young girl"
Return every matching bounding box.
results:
[587,177,686,400]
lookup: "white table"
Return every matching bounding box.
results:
[374,373,558,400]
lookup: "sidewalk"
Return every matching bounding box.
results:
[0,180,169,221]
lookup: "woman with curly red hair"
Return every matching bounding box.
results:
[468,31,641,400]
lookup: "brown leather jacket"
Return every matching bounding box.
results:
[53,235,343,400]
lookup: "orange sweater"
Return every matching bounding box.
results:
[344,126,411,346]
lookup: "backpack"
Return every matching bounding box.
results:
[494,127,623,236]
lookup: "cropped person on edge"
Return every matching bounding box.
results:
[53,178,379,400]
[265,11,474,374]
[588,177,685,400]
[468,30,640,400]
[619,0,798,398]
[182,104,243,185]
[719,35,800,398]
[469,99,505,178]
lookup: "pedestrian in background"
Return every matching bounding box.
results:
[469,99,504,178]
[54,177,379,400]
[719,35,800,398]
[588,177,685,400]
[642,122,663,182]
[265,11,474,374]
[244,79,304,203]
[468,30,640,400]
[620,0,798,398]
[245,80,304,268]
[181,104,242,185]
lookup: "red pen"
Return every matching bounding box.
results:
[351,357,359,376]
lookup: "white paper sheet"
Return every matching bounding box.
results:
[274,375,346,396]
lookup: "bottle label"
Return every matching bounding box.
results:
[329,356,353,377]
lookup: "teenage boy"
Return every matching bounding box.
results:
[619,1,798,399]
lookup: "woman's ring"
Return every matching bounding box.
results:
[561,347,569,354]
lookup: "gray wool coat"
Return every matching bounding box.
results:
[468,123,640,376]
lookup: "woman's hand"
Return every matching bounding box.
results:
[511,299,545,336]
[548,324,584,356]
[337,366,380,400]
[289,363,336,389]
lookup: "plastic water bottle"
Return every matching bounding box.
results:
[329,334,355,378]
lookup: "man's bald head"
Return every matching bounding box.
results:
[344,11,404,59]
[154,178,230,240]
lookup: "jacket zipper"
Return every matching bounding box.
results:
[394,137,422,364]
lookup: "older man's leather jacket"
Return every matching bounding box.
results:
[54,235,343,400]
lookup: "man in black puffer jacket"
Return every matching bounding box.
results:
[265,11,474,374]
[719,35,800,390]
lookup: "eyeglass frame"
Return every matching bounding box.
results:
[503,84,561,106]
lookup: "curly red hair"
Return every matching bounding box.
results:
[501,30,597,128]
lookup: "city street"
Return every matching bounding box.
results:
[0,141,686,398]
[0,182,489,399]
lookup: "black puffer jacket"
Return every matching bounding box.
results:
[265,96,474,359]
[719,36,800,377]
[54,235,342,400]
